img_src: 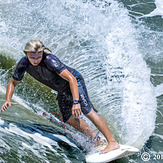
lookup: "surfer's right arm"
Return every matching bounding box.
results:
[1,57,27,113]
[0,78,19,113]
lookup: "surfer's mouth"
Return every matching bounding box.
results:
[33,63,39,65]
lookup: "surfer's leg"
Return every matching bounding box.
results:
[67,116,97,138]
[86,109,120,154]
[74,72,119,152]
[67,116,104,146]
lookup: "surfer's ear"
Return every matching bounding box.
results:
[24,51,28,58]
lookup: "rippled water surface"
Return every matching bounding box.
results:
[0,0,162,162]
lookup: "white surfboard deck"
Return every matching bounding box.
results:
[85,144,139,163]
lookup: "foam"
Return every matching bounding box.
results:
[3,123,73,162]
[0,119,4,125]
[5,123,58,151]
[53,134,78,148]
[155,83,163,97]
[5,123,77,150]
[145,0,163,18]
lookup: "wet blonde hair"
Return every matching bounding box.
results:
[24,40,52,53]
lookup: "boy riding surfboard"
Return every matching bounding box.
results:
[1,40,120,154]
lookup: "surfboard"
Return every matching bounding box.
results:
[85,144,139,163]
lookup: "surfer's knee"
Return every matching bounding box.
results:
[86,108,98,118]
[67,116,79,125]
[66,116,84,130]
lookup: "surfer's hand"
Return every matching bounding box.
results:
[72,103,81,118]
[0,101,11,113]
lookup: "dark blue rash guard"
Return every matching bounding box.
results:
[12,53,76,93]
[12,53,97,122]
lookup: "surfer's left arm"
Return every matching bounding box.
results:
[59,69,81,118]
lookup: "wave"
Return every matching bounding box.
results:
[0,0,158,152]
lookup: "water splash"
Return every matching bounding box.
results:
[0,0,157,150]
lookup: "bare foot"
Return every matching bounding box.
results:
[100,141,120,154]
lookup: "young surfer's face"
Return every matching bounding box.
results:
[27,51,43,66]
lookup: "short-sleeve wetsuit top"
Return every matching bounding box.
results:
[12,53,76,94]
[12,53,97,122]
